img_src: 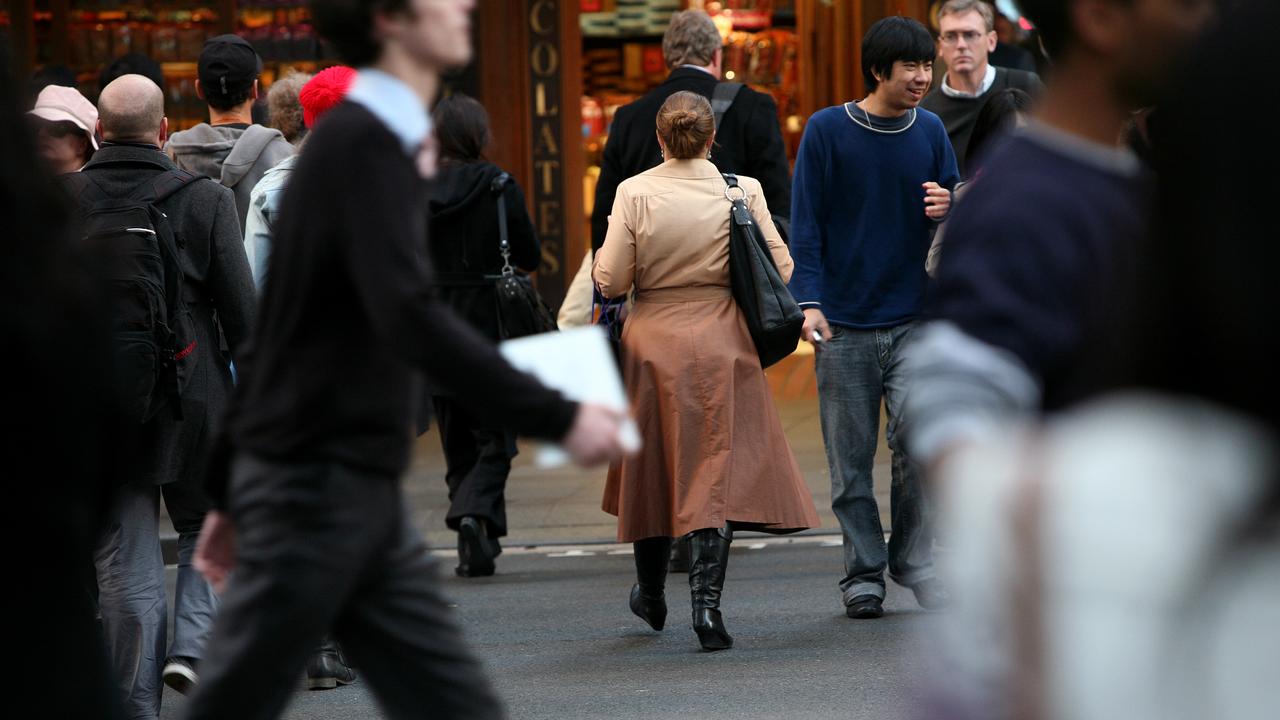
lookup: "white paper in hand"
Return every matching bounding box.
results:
[498,326,641,467]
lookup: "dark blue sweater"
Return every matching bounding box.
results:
[927,127,1150,409]
[789,104,959,328]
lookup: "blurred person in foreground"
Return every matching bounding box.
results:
[3,40,125,720]
[790,16,958,621]
[65,73,255,712]
[27,83,98,174]
[929,5,1279,718]
[902,0,1215,472]
[184,1,627,718]
[243,65,356,289]
[426,93,542,578]
[594,91,819,652]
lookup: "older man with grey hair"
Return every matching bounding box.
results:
[921,0,1043,176]
[63,73,254,717]
[589,9,791,255]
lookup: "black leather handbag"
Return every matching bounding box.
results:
[491,172,558,339]
[723,173,804,368]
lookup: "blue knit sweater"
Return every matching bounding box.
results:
[789,104,959,328]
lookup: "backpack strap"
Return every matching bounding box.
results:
[127,168,204,204]
[711,82,745,129]
[60,171,112,206]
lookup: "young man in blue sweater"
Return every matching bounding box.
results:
[790,16,959,620]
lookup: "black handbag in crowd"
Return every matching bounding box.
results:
[722,173,804,368]
[491,172,558,339]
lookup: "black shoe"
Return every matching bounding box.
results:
[630,536,672,631]
[909,577,951,610]
[668,536,691,573]
[689,525,734,651]
[845,594,884,619]
[456,516,496,577]
[162,656,198,695]
[306,640,356,691]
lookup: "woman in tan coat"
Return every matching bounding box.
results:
[594,91,820,651]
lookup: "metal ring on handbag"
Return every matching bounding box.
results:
[724,184,747,202]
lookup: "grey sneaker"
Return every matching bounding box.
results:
[845,594,884,619]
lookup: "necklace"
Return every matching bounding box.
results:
[844,101,917,134]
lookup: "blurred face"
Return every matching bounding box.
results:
[1114,0,1215,105]
[937,10,996,76]
[387,0,475,71]
[32,119,90,174]
[874,59,934,111]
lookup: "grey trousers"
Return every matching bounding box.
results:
[183,455,503,720]
[814,322,936,604]
[95,478,217,719]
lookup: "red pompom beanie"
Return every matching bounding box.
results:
[299,65,357,129]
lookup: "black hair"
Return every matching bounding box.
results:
[99,53,166,94]
[205,84,255,112]
[1015,0,1086,60]
[312,0,410,68]
[964,87,1034,173]
[433,93,491,164]
[861,16,936,92]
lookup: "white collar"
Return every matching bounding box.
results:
[1021,120,1141,177]
[941,64,997,99]
[345,68,432,156]
[678,64,717,78]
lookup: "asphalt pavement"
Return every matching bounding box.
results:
[161,538,939,720]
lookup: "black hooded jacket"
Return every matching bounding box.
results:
[428,161,540,340]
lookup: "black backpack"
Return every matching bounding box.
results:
[63,168,202,424]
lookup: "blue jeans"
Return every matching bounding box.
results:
[815,322,935,603]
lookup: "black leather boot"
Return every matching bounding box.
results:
[688,524,733,651]
[668,535,691,573]
[305,638,356,690]
[630,536,672,631]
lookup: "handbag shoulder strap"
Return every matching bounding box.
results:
[721,172,754,227]
[489,172,514,277]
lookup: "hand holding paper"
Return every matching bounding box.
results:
[499,326,642,467]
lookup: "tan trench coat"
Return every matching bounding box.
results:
[594,158,820,542]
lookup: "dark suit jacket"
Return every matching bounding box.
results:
[590,66,791,252]
[71,143,255,487]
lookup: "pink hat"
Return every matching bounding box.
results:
[299,66,357,129]
[29,85,99,150]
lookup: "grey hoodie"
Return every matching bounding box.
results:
[166,123,294,232]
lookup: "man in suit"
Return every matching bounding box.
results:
[590,9,791,252]
[921,0,1043,176]
[66,73,255,716]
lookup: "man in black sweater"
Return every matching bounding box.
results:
[590,9,792,252]
[921,0,1042,176]
[185,2,627,718]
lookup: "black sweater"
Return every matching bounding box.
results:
[217,102,577,500]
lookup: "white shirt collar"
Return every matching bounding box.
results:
[941,64,997,99]
[345,68,432,156]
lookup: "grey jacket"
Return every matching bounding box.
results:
[165,122,294,232]
[74,143,256,486]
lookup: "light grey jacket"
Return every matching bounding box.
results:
[166,122,294,232]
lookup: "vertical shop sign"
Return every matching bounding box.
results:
[528,0,566,305]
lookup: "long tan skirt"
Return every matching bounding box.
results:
[602,286,820,542]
